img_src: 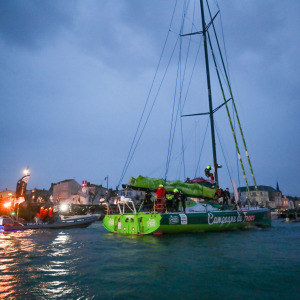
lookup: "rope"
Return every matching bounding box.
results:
[206,0,255,194]
[215,121,234,189]
[165,0,192,180]
[194,117,209,177]
[118,1,179,188]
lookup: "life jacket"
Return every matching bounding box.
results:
[156,187,167,199]
[49,207,54,218]
[40,207,45,220]
[216,188,223,197]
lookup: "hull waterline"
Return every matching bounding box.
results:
[103,208,271,235]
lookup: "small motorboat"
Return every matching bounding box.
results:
[3,215,98,231]
[0,215,15,226]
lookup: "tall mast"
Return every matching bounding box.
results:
[199,0,219,184]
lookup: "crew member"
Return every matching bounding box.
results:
[39,206,46,221]
[223,188,230,205]
[44,207,49,222]
[205,165,214,181]
[143,190,153,211]
[166,195,174,212]
[48,206,55,223]
[173,189,186,213]
[215,187,223,202]
[156,184,167,212]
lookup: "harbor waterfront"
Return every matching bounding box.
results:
[1,219,299,299]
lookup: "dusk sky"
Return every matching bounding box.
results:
[1,0,299,197]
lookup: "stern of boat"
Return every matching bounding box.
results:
[103,213,162,235]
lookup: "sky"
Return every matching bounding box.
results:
[0,0,299,197]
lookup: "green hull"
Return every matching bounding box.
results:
[102,208,271,235]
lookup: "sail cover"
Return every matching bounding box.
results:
[128,175,216,199]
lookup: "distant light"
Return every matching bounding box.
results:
[59,203,69,212]
[4,202,11,208]
[24,168,29,175]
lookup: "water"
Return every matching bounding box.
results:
[1,219,299,300]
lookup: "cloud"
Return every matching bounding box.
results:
[0,0,76,50]
[0,0,299,196]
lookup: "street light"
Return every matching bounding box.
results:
[4,202,11,208]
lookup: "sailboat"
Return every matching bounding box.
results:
[102,0,271,235]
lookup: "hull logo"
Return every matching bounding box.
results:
[147,218,156,228]
[169,215,180,225]
[179,214,187,225]
[207,212,255,225]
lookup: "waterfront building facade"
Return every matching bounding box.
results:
[52,179,82,203]
[0,190,15,202]
[238,185,282,208]
[52,179,107,205]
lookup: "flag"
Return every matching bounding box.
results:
[16,175,30,198]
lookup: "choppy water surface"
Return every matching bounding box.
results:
[1,219,300,299]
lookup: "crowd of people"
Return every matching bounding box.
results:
[35,206,55,223]
[141,185,187,213]
[140,183,233,213]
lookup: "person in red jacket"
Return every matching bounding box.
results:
[156,184,167,212]
[156,184,167,198]
[48,207,55,223]
[48,207,53,217]
[39,206,46,221]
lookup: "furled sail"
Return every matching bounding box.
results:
[128,175,216,199]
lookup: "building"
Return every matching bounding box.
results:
[52,179,82,203]
[52,179,108,205]
[0,190,15,202]
[281,196,300,210]
[238,185,282,208]
[27,189,52,203]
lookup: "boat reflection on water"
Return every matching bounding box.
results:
[0,230,81,299]
[0,230,35,298]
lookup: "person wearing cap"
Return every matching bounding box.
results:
[166,194,175,212]
[156,184,166,199]
[155,184,167,212]
[39,206,46,221]
[48,206,55,223]
[204,165,214,181]
[173,189,186,213]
